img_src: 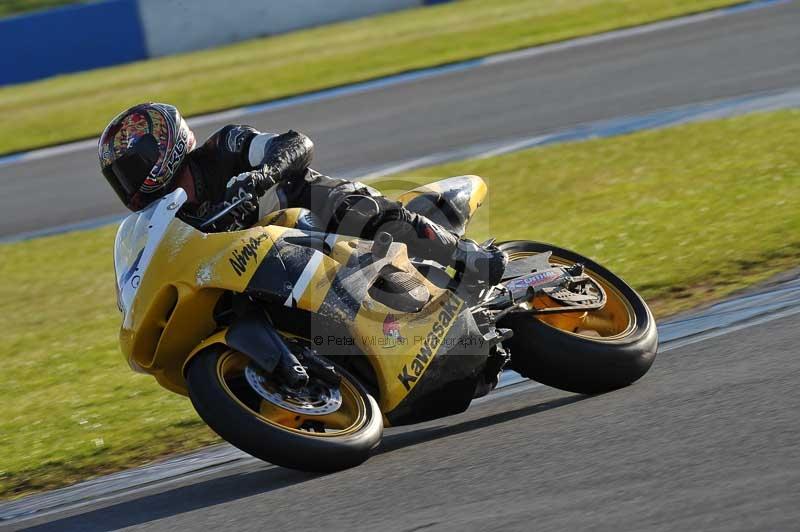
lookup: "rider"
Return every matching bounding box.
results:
[99,102,506,285]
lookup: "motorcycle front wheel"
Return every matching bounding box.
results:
[497,240,658,394]
[186,346,383,472]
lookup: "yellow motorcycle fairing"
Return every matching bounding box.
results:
[115,188,288,394]
[115,177,491,425]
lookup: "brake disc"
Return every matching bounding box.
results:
[244,365,342,415]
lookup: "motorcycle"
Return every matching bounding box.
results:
[113,174,657,471]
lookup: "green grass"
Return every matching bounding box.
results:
[388,110,800,317]
[2,109,799,500]
[0,0,82,18]
[0,225,221,499]
[1,0,743,155]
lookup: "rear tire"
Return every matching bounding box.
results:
[186,346,383,472]
[498,241,658,394]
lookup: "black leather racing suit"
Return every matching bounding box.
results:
[176,125,461,266]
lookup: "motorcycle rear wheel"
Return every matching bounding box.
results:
[186,346,383,472]
[497,241,658,394]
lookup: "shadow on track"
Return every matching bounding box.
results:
[376,394,586,455]
[23,466,319,532]
[25,393,584,531]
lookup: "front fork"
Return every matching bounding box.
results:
[226,295,344,390]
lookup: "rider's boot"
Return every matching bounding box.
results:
[401,213,507,287]
[451,238,508,287]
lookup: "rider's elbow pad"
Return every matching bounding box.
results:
[250,130,315,180]
[248,133,278,167]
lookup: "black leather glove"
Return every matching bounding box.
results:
[224,172,261,227]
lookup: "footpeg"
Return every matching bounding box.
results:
[482,327,513,347]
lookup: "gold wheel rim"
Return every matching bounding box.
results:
[506,251,636,341]
[216,350,368,437]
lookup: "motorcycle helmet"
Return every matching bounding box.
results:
[99,103,196,210]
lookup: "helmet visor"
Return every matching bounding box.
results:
[102,134,160,208]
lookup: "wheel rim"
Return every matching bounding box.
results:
[216,350,368,436]
[506,250,636,340]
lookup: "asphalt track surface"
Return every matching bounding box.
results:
[2,0,800,237]
[12,302,800,531]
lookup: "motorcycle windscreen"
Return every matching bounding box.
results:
[114,188,187,321]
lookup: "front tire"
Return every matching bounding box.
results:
[498,241,658,394]
[186,347,383,472]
